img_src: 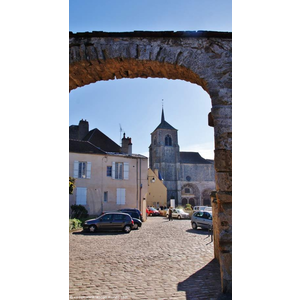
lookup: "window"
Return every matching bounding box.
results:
[73,161,91,179]
[196,211,204,218]
[112,162,129,180]
[107,166,112,177]
[186,176,191,181]
[185,188,190,194]
[117,188,126,205]
[113,214,126,221]
[115,162,123,179]
[76,187,87,205]
[165,135,172,146]
[104,191,108,202]
[101,214,112,222]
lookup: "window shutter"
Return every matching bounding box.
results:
[76,187,87,205]
[112,162,115,179]
[73,161,79,178]
[124,163,129,180]
[122,188,126,205]
[117,188,120,204]
[117,188,126,204]
[87,162,91,178]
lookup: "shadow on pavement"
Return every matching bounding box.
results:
[177,259,232,300]
[72,230,130,236]
[186,228,213,236]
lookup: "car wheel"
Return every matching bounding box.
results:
[133,223,138,230]
[89,225,97,233]
[178,215,181,219]
[150,213,152,216]
[123,225,131,233]
[192,222,197,230]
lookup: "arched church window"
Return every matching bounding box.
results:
[165,135,172,146]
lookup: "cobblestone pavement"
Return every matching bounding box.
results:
[70,217,228,300]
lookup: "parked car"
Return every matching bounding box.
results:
[83,212,134,233]
[191,211,213,230]
[147,207,160,216]
[118,208,143,221]
[166,208,190,219]
[159,208,168,217]
[132,218,142,230]
[193,206,212,213]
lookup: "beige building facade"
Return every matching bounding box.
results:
[147,168,167,208]
[69,120,148,219]
[69,151,148,217]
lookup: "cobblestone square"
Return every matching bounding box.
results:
[70,217,225,300]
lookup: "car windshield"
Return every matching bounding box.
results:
[177,209,185,213]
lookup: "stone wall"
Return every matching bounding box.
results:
[69,30,232,294]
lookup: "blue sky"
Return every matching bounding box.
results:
[69,0,232,159]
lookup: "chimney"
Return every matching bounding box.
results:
[128,138,132,156]
[78,119,89,140]
[121,133,132,155]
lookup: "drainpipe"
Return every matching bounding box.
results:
[101,156,107,213]
[136,158,139,209]
[139,158,142,211]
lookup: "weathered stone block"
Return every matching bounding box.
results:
[213,118,232,136]
[211,105,232,119]
[215,172,232,192]
[214,132,232,150]
[214,149,232,172]
[216,191,232,204]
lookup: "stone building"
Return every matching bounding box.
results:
[149,109,215,207]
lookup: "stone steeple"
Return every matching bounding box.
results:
[153,108,177,132]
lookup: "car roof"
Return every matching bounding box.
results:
[102,212,131,216]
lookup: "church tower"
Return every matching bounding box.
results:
[149,108,181,205]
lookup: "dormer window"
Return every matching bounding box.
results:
[165,135,172,146]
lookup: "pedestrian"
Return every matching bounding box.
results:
[168,207,173,221]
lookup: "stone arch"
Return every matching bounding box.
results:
[202,188,214,206]
[69,30,232,293]
[189,198,195,207]
[181,183,201,206]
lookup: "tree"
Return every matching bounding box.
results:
[69,177,76,194]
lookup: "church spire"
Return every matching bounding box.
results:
[161,99,165,123]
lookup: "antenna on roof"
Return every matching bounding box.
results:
[119,124,123,146]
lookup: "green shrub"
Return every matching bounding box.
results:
[70,204,88,219]
[69,218,82,231]
[185,204,192,210]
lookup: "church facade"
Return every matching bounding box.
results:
[149,109,215,207]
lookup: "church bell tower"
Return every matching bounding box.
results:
[149,107,181,205]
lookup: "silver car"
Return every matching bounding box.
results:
[191,211,213,230]
[166,208,190,219]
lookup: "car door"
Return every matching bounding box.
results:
[112,214,127,229]
[172,209,178,218]
[203,212,213,229]
[98,214,113,230]
[194,211,207,228]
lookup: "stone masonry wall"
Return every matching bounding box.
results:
[69,31,232,294]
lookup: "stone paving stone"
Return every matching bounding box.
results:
[70,217,227,299]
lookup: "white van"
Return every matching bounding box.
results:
[193,206,212,212]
